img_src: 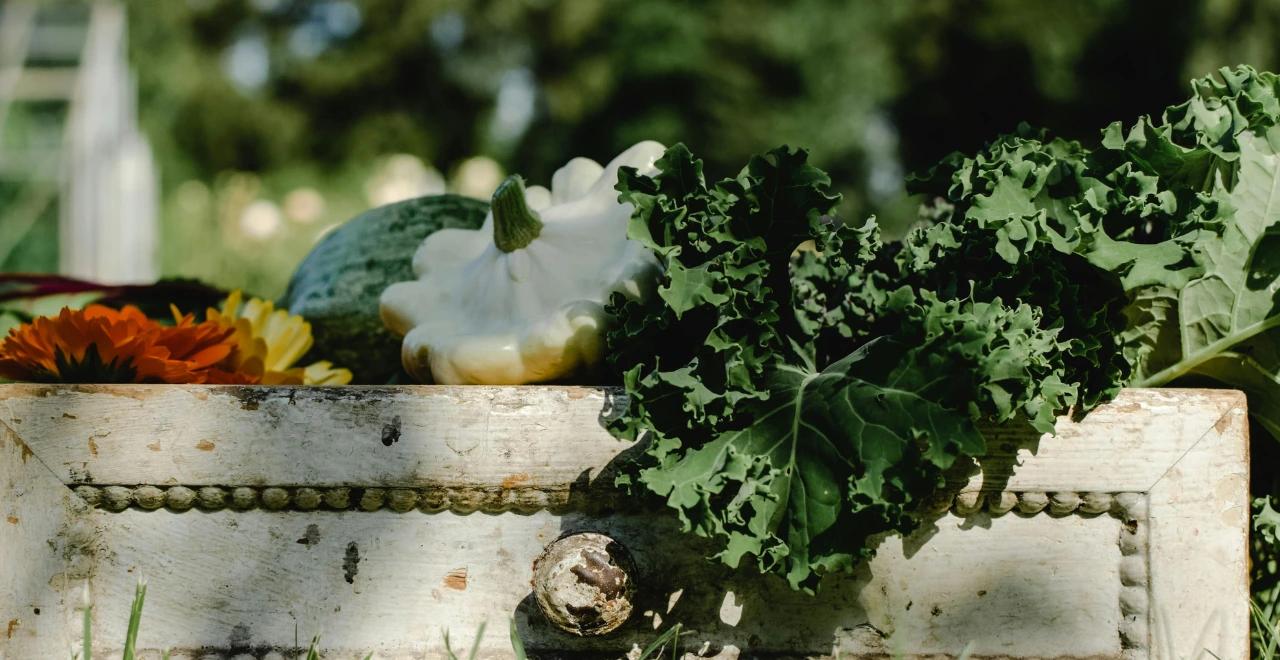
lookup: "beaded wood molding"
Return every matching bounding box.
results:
[929,489,1152,656]
[77,483,1139,518]
[70,483,625,514]
[74,484,1154,657]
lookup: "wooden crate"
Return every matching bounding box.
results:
[0,386,1249,659]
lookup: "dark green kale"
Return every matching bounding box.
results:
[605,65,1280,591]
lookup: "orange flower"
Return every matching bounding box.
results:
[0,305,250,384]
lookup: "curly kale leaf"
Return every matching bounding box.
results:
[605,65,1280,595]
[902,126,1133,411]
[1082,66,1280,440]
[608,144,842,445]
[610,145,980,590]
[607,143,1123,590]
[907,64,1280,440]
[637,338,985,590]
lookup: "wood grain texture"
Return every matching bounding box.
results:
[966,388,1245,493]
[1145,393,1250,657]
[0,386,1245,494]
[87,508,1124,659]
[0,385,1250,659]
[0,412,89,659]
[0,385,630,489]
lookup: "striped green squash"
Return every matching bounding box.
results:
[280,194,488,383]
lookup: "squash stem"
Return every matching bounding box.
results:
[491,175,543,252]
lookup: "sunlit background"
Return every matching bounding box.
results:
[2,0,1279,298]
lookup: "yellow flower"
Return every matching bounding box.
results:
[207,291,352,385]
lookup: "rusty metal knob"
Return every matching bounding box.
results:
[531,532,636,636]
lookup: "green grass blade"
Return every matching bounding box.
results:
[509,618,527,660]
[1255,599,1280,659]
[466,621,487,660]
[122,581,147,660]
[305,634,321,660]
[82,601,92,660]
[636,623,682,660]
[443,628,459,660]
[1187,608,1221,660]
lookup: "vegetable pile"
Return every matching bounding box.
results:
[5,64,1279,605]
[606,65,1280,590]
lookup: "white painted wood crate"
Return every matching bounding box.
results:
[0,386,1250,659]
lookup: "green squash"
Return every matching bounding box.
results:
[280,194,488,383]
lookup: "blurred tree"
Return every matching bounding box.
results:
[891,0,1199,171]
[119,0,1280,295]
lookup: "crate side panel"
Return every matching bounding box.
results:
[0,421,85,658]
[87,509,1123,658]
[968,388,1245,493]
[1146,397,1249,657]
[1,385,632,488]
[0,386,1243,494]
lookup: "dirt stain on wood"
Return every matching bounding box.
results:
[229,622,251,647]
[501,473,531,489]
[5,619,17,639]
[147,440,161,452]
[87,437,99,457]
[232,388,273,411]
[343,542,360,584]
[19,443,32,463]
[196,439,216,452]
[443,567,468,591]
[5,516,17,525]
[1215,409,1237,434]
[381,416,402,447]
[297,524,321,546]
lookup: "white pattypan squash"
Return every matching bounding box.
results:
[380,141,666,384]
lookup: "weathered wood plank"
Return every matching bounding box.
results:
[0,385,630,489]
[88,507,1124,659]
[0,386,1242,494]
[967,388,1244,493]
[1145,393,1250,656]
[0,385,1249,658]
[0,414,89,658]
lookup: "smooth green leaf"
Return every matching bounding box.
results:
[1141,129,1280,388]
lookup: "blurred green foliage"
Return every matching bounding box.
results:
[113,0,1280,298]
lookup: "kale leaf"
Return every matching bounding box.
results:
[607,143,1129,590]
[606,65,1280,591]
[1100,67,1280,439]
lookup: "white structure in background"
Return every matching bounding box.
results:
[451,155,504,199]
[364,153,446,207]
[60,2,157,283]
[0,1,157,283]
